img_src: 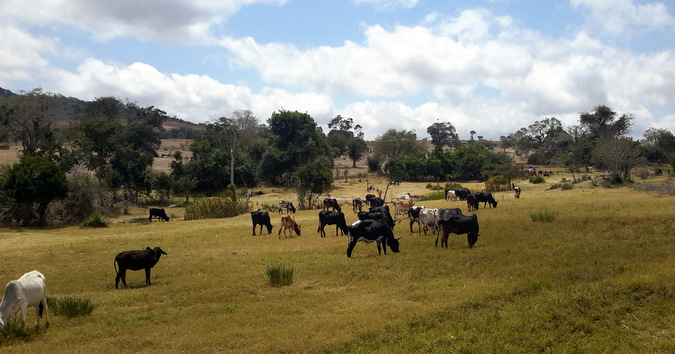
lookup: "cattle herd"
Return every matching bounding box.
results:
[0,186,519,333]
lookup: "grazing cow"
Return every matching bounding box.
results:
[251,211,273,235]
[454,188,471,201]
[407,206,425,233]
[346,219,401,257]
[369,197,385,207]
[352,197,364,213]
[514,186,521,199]
[323,198,341,212]
[445,189,457,202]
[279,214,301,238]
[359,205,395,230]
[436,214,480,248]
[418,208,440,235]
[543,169,551,177]
[317,210,348,237]
[114,247,167,288]
[0,270,49,330]
[466,194,479,212]
[393,197,414,217]
[475,192,498,208]
[279,201,296,214]
[149,208,169,222]
[365,194,376,206]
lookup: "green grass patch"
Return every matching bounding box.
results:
[531,209,556,222]
[266,264,294,287]
[420,190,446,201]
[48,296,95,318]
[81,211,107,227]
[184,197,249,220]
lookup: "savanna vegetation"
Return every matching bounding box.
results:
[0,87,674,351]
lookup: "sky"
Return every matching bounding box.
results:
[1,0,674,141]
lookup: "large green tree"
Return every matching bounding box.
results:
[1,155,68,225]
[427,122,459,149]
[371,129,425,161]
[326,115,368,167]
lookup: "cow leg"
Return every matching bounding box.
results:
[435,233,440,247]
[115,270,123,288]
[252,224,256,236]
[145,268,152,285]
[376,240,382,255]
[346,239,357,257]
[119,270,127,287]
[41,296,49,328]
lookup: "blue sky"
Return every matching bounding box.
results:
[1,0,674,140]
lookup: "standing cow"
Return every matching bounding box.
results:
[436,214,480,248]
[279,214,301,238]
[0,270,49,330]
[114,247,167,288]
[149,208,170,221]
[346,219,401,257]
[251,211,273,235]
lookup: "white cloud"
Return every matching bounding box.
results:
[353,0,419,10]
[571,0,675,36]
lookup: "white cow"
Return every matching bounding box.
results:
[419,208,440,235]
[0,270,49,330]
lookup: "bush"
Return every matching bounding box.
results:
[49,166,111,225]
[81,212,107,228]
[425,183,444,190]
[267,264,294,287]
[530,176,546,184]
[485,175,510,192]
[48,296,95,318]
[445,182,462,190]
[367,156,382,173]
[531,210,556,222]
[184,197,249,220]
[420,190,446,201]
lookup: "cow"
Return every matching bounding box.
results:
[369,197,385,207]
[251,211,273,235]
[436,214,480,248]
[279,201,296,214]
[437,207,464,222]
[454,188,471,201]
[149,208,169,222]
[418,208,439,235]
[0,270,49,330]
[317,210,348,237]
[445,189,457,202]
[279,214,301,238]
[466,194,479,212]
[114,247,167,288]
[352,197,364,213]
[359,205,395,230]
[543,169,551,177]
[365,194,376,206]
[514,186,521,199]
[475,192,498,208]
[407,206,424,233]
[393,197,414,217]
[346,219,401,257]
[323,198,341,212]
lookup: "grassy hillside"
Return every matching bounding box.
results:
[0,172,673,352]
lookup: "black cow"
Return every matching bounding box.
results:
[352,197,364,213]
[407,206,424,233]
[346,219,401,257]
[317,210,348,237]
[454,188,471,201]
[475,192,498,208]
[323,198,341,212]
[437,207,463,222]
[365,194,376,206]
[114,247,167,288]
[436,214,480,248]
[251,211,273,235]
[278,201,296,214]
[149,208,169,222]
[514,186,521,199]
[369,197,385,207]
[358,205,394,229]
[466,194,479,212]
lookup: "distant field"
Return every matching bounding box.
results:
[0,169,673,352]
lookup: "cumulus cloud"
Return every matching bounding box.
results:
[353,0,419,10]
[571,0,675,36]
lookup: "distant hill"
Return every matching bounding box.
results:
[0,87,203,136]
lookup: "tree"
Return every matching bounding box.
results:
[579,105,634,140]
[426,122,459,149]
[371,129,425,161]
[295,156,333,209]
[0,88,62,156]
[346,137,368,167]
[326,115,366,164]
[592,136,641,182]
[1,155,68,226]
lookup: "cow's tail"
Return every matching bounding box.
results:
[113,257,119,275]
[38,301,44,318]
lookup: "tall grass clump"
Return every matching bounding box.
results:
[0,319,33,342]
[48,296,95,318]
[184,197,249,220]
[81,211,107,228]
[421,190,446,201]
[266,264,294,287]
[531,210,556,222]
[530,175,546,184]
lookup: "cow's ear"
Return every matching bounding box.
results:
[146,247,152,251]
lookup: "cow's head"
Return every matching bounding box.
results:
[468,233,479,248]
[388,237,401,253]
[265,223,273,234]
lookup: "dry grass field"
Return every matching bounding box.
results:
[0,143,674,352]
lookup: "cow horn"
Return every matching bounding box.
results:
[396,237,402,240]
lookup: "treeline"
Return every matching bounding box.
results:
[0,88,672,227]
